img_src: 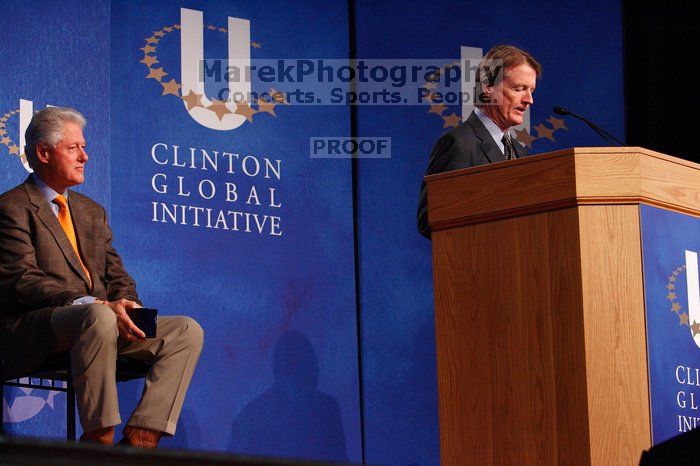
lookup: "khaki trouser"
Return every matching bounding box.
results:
[51,303,203,435]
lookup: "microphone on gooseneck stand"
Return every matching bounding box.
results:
[553,106,626,146]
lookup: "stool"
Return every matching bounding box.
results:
[0,354,150,441]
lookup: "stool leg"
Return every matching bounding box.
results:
[66,368,76,441]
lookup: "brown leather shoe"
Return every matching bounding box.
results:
[79,426,114,445]
[120,425,162,448]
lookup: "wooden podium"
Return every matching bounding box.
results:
[425,148,700,466]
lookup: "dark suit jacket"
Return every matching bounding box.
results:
[417,110,530,238]
[0,177,140,378]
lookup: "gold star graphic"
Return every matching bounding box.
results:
[691,321,700,336]
[234,101,257,122]
[251,42,262,48]
[1,136,11,145]
[140,45,156,54]
[219,27,227,33]
[673,271,680,276]
[140,55,159,67]
[207,25,216,30]
[426,71,441,82]
[428,104,447,116]
[547,116,567,131]
[163,26,173,33]
[533,123,555,141]
[670,276,677,282]
[680,313,690,325]
[442,113,461,128]
[672,302,682,313]
[514,128,537,148]
[667,283,676,290]
[269,89,289,105]
[161,79,181,96]
[146,36,160,44]
[424,92,438,103]
[667,292,677,300]
[147,67,168,81]
[8,145,19,155]
[173,24,181,30]
[154,30,165,37]
[208,100,232,121]
[256,98,276,116]
[0,128,6,136]
[182,90,204,110]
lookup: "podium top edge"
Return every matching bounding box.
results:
[424,146,699,183]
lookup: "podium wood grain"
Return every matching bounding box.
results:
[427,148,699,465]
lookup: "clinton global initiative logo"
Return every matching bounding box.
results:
[0,99,45,172]
[140,8,286,131]
[665,250,700,348]
[0,108,21,163]
[423,45,568,150]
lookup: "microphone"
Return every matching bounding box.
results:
[553,106,625,146]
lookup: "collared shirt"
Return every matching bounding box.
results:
[31,173,66,216]
[31,173,96,306]
[474,107,512,156]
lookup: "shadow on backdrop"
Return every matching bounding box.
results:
[160,407,201,449]
[228,331,347,462]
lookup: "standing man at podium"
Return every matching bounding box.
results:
[417,44,542,238]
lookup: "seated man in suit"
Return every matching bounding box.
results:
[417,44,542,238]
[0,107,203,447]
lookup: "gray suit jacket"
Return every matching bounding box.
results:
[0,177,140,377]
[417,111,530,238]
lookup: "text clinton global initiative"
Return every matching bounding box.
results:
[149,142,282,237]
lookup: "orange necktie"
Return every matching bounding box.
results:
[53,194,92,289]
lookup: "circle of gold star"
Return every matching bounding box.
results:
[423,62,568,147]
[0,109,29,165]
[665,264,696,333]
[422,61,464,129]
[140,23,282,124]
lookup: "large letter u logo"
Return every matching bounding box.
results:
[180,8,250,131]
[687,250,700,348]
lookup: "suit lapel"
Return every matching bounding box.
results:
[69,194,96,286]
[466,112,505,164]
[24,180,91,289]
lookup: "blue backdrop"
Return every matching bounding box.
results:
[109,1,359,460]
[354,1,624,464]
[1,1,625,464]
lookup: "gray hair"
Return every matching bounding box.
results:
[25,107,86,168]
